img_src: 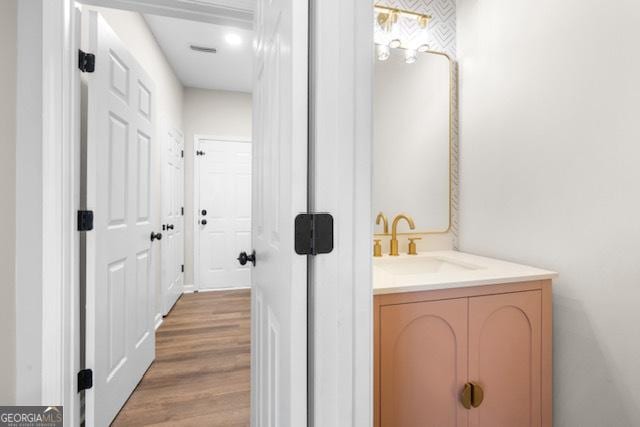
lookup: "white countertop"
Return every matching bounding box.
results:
[373,250,557,295]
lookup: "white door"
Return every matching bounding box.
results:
[85,12,156,426]
[161,130,184,314]
[195,138,252,290]
[251,0,308,425]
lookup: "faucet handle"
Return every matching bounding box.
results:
[408,237,422,255]
[373,239,383,257]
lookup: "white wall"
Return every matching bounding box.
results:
[183,88,252,287]
[0,0,17,406]
[84,6,184,320]
[457,0,640,424]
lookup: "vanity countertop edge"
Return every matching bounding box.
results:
[373,250,558,295]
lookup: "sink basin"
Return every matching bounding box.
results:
[374,256,479,276]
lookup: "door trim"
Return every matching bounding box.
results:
[192,134,251,291]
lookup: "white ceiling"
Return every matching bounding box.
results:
[145,14,253,93]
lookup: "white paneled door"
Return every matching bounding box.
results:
[251,0,308,425]
[161,130,184,314]
[85,12,156,426]
[196,138,252,290]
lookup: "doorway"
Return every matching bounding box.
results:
[25,0,372,425]
[76,0,308,425]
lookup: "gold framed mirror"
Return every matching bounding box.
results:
[373,49,454,236]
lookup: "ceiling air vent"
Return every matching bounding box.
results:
[190,45,217,54]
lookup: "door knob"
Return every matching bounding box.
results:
[201,209,207,216]
[200,219,207,225]
[167,224,174,230]
[150,232,162,242]
[237,250,256,266]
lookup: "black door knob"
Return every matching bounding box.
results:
[150,232,162,242]
[201,219,207,225]
[237,250,256,266]
[167,224,174,230]
[201,209,207,216]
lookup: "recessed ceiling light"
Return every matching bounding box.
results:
[225,33,242,46]
[190,45,217,54]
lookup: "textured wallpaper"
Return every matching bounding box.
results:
[375,0,456,57]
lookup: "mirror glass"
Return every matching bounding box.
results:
[373,49,451,233]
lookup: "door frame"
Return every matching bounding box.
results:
[192,134,252,292]
[17,0,373,425]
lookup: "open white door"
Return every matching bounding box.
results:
[251,0,308,425]
[85,12,156,426]
[161,129,184,314]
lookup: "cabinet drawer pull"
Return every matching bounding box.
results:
[470,382,484,408]
[460,383,472,409]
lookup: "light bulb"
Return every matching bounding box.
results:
[376,44,390,61]
[225,33,242,46]
[405,49,417,64]
[388,39,402,49]
[417,44,430,53]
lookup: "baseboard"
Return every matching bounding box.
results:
[154,313,163,330]
[194,286,251,293]
[182,283,196,293]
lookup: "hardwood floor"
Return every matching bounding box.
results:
[112,290,251,426]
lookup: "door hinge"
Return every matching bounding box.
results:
[181,206,184,216]
[77,369,93,392]
[181,149,184,158]
[77,210,94,231]
[294,213,334,255]
[78,50,95,73]
[181,264,184,273]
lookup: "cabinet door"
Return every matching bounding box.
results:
[468,291,542,427]
[380,298,469,427]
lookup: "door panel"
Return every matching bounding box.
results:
[196,139,252,289]
[379,298,469,427]
[251,0,308,424]
[161,130,184,314]
[469,291,542,427]
[85,11,156,426]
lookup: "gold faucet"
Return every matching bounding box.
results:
[390,213,415,256]
[376,212,389,234]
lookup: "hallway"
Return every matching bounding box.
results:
[112,290,251,426]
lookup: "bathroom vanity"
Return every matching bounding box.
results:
[372,37,557,427]
[373,251,556,427]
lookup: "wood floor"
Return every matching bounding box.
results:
[112,290,251,426]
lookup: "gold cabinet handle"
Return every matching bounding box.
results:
[461,382,484,409]
[470,382,484,408]
[460,382,472,409]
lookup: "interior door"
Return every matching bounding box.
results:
[251,0,308,425]
[196,138,252,290]
[161,129,184,314]
[85,12,156,426]
[468,291,542,427]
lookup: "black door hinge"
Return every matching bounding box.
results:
[78,50,95,73]
[77,369,93,392]
[181,207,184,216]
[181,264,184,273]
[181,150,184,158]
[77,210,94,231]
[294,213,334,255]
